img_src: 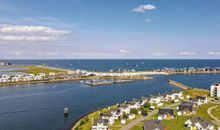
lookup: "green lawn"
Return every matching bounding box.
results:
[6,65,67,74]
[212,106,220,120]
[183,88,210,98]
[162,116,189,130]
[195,103,215,120]
[130,122,143,130]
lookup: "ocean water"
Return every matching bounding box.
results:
[0,60,219,130]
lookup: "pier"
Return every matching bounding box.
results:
[167,80,190,90]
[85,79,134,86]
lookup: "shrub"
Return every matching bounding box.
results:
[143,103,150,108]
[122,113,128,119]
[130,108,138,114]
[79,120,85,126]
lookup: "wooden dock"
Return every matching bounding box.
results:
[167,80,190,90]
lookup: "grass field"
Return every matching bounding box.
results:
[130,122,143,130]
[183,88,210,98]
[7,65,67,74]
[212,106,220,120]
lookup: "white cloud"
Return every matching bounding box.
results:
[153,52,166,56]
[145,18,152,23]
[133,4,156,13]
[178,52,197,56]
[0,24,70,42]
[0,35,54,41]
[119,49,131,54]
[0,24,69,35]
[207,51,220,55]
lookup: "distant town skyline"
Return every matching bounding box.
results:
[0,0,220,59]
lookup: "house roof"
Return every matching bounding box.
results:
[118,104,129,109]
[93,119,108,126]
[181,101,193,106]
[195,96,206,100]
[158,108,174,115]
[143,120,166,130]
[100,112,112,117]
[188,117,212,129]
[178,104,193,112]
[109,108,120,114]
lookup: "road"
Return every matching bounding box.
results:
[120,103,180,130]
[207,99,220,127]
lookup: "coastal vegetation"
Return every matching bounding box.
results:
[6,65,67,74]
[183,88,210,97]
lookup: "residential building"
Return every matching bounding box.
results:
[192,96,208,106]
[210,83,220,98]
[91,118,108,130]
[158,108,174,120]
[118,104,130,114]
[100,112,115,125]
[143,120,166,130]
[185,117,214,130]
[177,102,194,116]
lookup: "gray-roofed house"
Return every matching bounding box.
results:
[143,120,166,130]
[177,101,194,116]
[158,108,174,120]
[192,96,208,106]
[185,116,214,130]
[118,104,130,114]
[100,112,115,125]
[91,118,109,130]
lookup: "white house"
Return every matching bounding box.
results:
[109,108,122,120]
[149,96,161,104]
[49,72,56,76]
[185,117,214,130]
[39,73,46,77]
[157,102,164,107]
[193,96,208,106]
[121,119,126,124]
[158,109,174,120]
[126,100,141,109]
[128,114,135,120]
[210,83,220,98]
[11,77,20,82]
[100,112,115,125]
[118,104,130,114]
[177,102,194,116]
[91,118,109,130]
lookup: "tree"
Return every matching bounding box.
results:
[130,108,138,114]
[143,103,150,108]
[141,110,148,116]
[122,113,128,119]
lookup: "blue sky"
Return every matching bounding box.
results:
[0,0,220,59]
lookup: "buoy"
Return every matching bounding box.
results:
[64,107,69,117]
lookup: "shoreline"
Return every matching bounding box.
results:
[70,81,210,130]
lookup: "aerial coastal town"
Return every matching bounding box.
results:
[1,61,220,130]
[1,60,220,87]
[72,82,220,130]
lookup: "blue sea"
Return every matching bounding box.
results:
[0,60,220,130]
